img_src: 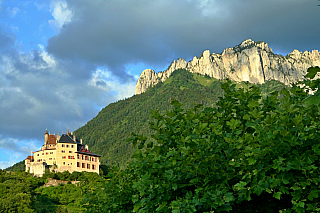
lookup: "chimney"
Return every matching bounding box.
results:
[80,139,82,144]
[56,132,60,141]
[67,129,70,135]
[85,144,88,150]
[73,135,76,142]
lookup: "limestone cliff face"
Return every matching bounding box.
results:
[135,39,320,95]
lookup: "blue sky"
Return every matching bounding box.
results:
[0,0,319,169]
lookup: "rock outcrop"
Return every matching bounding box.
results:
[135,39,320,95]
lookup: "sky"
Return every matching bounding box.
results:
[0,0,319,169]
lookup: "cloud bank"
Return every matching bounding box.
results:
[47,0,320,75]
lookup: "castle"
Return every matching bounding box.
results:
[25,129,101,177]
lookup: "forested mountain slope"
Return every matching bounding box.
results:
[74,69,286,168]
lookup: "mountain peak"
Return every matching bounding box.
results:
[135,39,320,94]
[239,38,255,48]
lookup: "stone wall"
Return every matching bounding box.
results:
[41,178,80,188]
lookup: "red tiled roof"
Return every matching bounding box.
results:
[26,156,34,160]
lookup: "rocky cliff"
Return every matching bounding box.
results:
[135,39,320,95]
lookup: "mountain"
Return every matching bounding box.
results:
[74,69,287,168]
[135,39,320,94]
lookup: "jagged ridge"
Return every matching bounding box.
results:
[135,39,320,94]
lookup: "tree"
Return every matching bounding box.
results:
[85,67,320,212]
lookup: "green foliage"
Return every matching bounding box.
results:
[84,67,320,212]
[0,170,43,212]
[74,69,287,169]
[84,166,136,212]
[0,169,105,212]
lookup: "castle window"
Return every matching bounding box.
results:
[82,163,85,168]
[95,158,97,162]
[49,158,52,160]
[82,155,84,160]
[92,157,94,161]
[77,154,79,159]
[63,162,65,165]
[69,151,72,153]
[62,156,66,159]
[66,145,69,148]
[85,156,87,160]
[68,156,70,159]
[87,164,90,169]
[71,145,74,148]
[46,152,48,155]
[62,150,65,153]
[37,154,39,156]
[77,162,80,167]
[42,153,44,155]
[92,165,95,170]
[62,144,64,147]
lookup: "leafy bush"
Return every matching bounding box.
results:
[85,67,320,212]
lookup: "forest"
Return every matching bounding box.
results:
[0,169,107,212]
[74,69,288,168]
[2,66,320,212]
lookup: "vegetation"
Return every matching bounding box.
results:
[0,169,104,212]
[0,170,41,212]
[5,160,25,172]
[84,67,320,212]
[4,67,319,212]
[74,69,287,168]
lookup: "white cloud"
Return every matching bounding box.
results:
[0,35,138,155]
[4,6,20,18]
[88,68,136,102]
[0,136,40,169]
[49,0,73,30]
[38,44,56,67]
[0,160,17,170]
[196,0,225,17]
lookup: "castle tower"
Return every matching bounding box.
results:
[45,129,49,144]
